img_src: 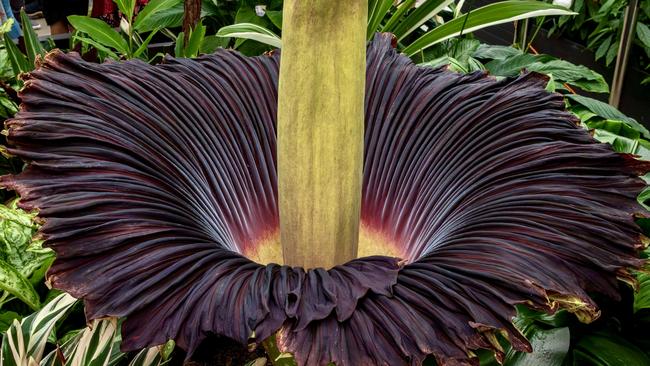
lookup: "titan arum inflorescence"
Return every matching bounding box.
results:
[1,33,648,365]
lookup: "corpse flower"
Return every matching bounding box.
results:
[1,27,648,366]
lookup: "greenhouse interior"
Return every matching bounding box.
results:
[0,0,648,365]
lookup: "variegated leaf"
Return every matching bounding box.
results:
[0,294,77,366]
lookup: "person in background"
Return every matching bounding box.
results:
[43,0,89,35]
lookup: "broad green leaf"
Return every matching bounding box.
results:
[393,0,456,40]
[526,59,609,93]
[3,33,30,74]
[266,10,283,29]
[0,293,77,366]
[402,1,576,55]
[200,35,229,54]
[485,53,549,76]
[587,119,643,140]
[472,44,522,60]
[19,9,45,66]
[637,23,650,49]
[367,0,394,39]
[505,327,570,366]
[572,334,650,366]
[591,129,650,160]
[0,259,40,310]
[133,0,182,32]
[67,16,129,56]
[420,56,468,73]
[566,94,650,138]
[233,5,275,50]
[216,23,282,49]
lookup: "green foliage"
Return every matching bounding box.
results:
[68,16,131,58]
[573,334,650,366]
[68,0,163,61]
[216,0,575,59]
[1,294,77,366]
[216,22,281,49]
[0,201,54,312]
[547,0,650,82]
[133,0,183,32]
[1,293,173,366]
[19,9,45,66]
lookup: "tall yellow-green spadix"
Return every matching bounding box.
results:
[277,1,368,268]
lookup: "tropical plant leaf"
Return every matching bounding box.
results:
[567,94,650,138]
[133,0,183,32]
[0,259,39,310]
[128,342,173,366]
[216,23,282,48]
[472,44,523,60]
[0,202,53,307]
[184,23,206,58]
[199,35,229,54]
[266,10,283,29]
[402,1,576,55]
[635,272,650,313]
[638,23,650,49]
[391,0,456,40]
[382,0,416,33]
[3,32,30,74]
[2,34,647,366]
[67,16,130,56]
[526,59,609,93]
[367,0,394,39]
[19,9,45,66]
[63,318,123,366]
[72,35,121,60]
[0,293,77,366]
[504,327,570,366]
[115,0,137,22]
[485,53,548,76]
[572,334,650,366]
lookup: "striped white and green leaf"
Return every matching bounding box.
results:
[216,23,282,49]
[0,293,77,366]
[62,318,123,366]
[402,1,576,55]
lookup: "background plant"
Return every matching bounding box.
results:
[547,0,650,83]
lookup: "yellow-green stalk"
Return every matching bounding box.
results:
[277,1,368,268]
